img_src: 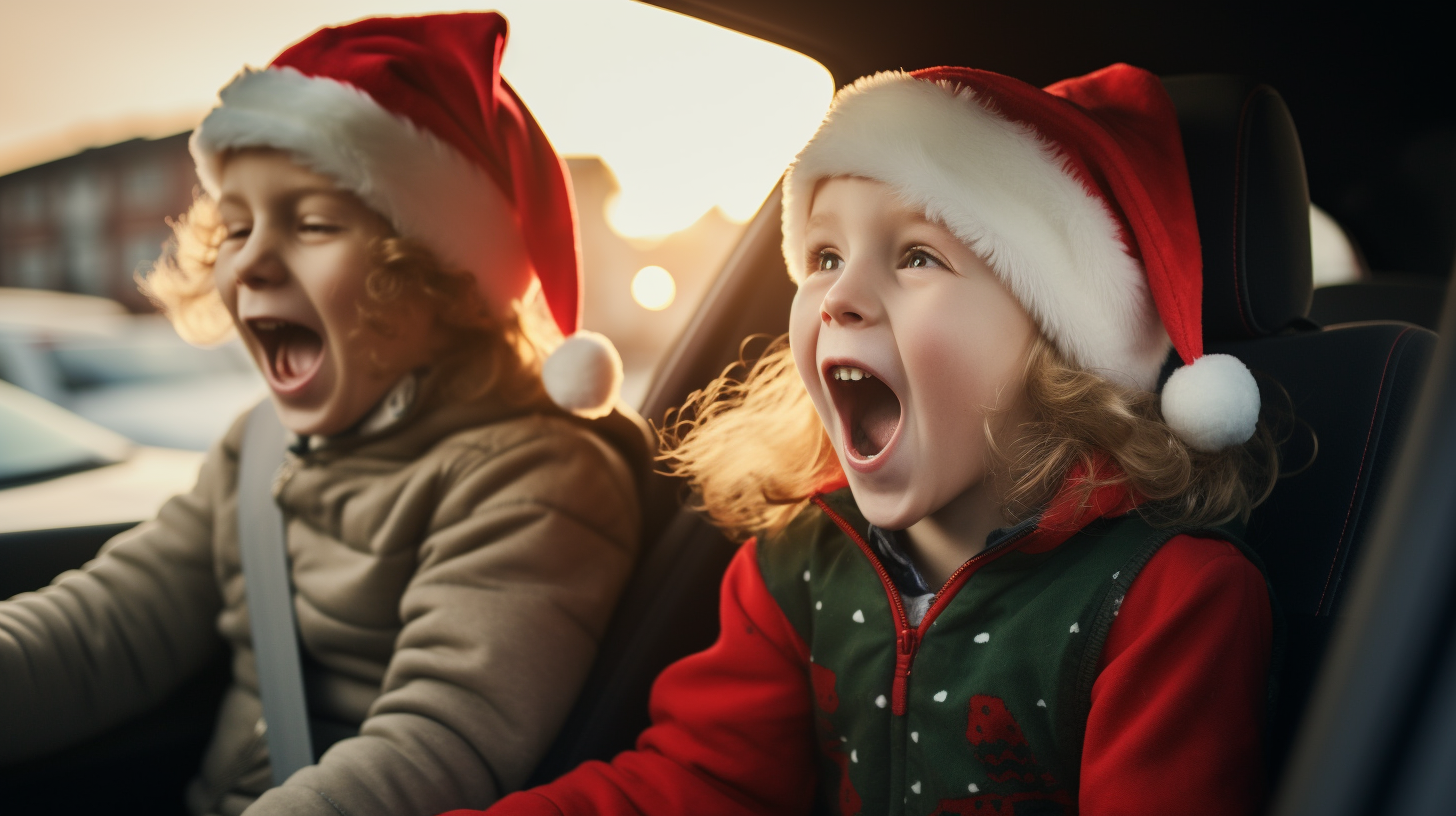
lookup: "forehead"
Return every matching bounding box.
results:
[805,175,937,231]
[216,148,339,195]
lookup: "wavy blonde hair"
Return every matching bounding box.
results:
[139,195,548,405]
[661,334,1285,541]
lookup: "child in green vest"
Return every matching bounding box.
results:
[468,63,1280,816]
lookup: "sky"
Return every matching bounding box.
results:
[0,0,833,237]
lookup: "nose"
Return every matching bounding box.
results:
[820,262,880,327]
[231,223,288,290]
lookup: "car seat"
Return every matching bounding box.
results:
[529,74,1438,789]
[1269,255,1456,816]
[1164,74,1437,776]
[528,190,797,784]
[1309,274,1448,331]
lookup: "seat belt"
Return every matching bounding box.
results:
[237,400,316,786]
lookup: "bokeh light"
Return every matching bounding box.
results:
[0,0,834,238]
[630,266,676,311]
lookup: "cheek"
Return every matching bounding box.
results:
[312,248,374,329]
[899,290,1032,446]
[212,257,240,314]
[788,283,823,381]
[788,283,835,427]
[905,326,991,453]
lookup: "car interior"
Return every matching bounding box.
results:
[2,1,1452,814]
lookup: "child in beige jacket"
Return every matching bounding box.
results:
[0,13,641,816]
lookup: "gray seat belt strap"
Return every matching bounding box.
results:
[237,400,316,786]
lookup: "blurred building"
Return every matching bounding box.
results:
[0,136,745,408]
[0,133,195,312]
[568,156,744,406]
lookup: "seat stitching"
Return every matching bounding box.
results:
[1316,326,1414,613]
[1229,91,1258,338]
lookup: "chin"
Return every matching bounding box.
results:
[844,471,927,531]
[271,398,347,437]
[267,363,390,437]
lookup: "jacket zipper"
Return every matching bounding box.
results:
[811,496,1037,716]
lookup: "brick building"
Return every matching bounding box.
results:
[0,132,197,312]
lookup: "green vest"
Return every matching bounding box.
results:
[758,489,1249,816]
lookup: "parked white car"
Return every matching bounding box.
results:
[0,288,265,451]
[0,379,202,535]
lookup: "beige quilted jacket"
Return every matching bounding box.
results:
[0,379,641,816]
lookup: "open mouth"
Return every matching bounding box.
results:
[826,364,902,460]
[248,318,324,392]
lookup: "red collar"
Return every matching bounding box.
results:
[1018,458,1141,553]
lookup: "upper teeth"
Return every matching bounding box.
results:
[832,366,872,381]
[253,320,287,331]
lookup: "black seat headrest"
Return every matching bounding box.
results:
[1163,75,1314,340]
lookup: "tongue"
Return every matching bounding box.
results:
[272,327,323,385]
[851,386,900,457]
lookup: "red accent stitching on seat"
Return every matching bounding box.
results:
[1316,327,1414,614]
[1228,92,1258,338]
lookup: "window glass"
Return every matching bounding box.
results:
[0,0,833,408]
[484,1,832,402]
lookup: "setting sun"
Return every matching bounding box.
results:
[631,266,677,311]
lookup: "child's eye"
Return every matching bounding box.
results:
[902,248,946,270]
[815,250,843,272]
[299,220,342,234]
[223,224,251,241]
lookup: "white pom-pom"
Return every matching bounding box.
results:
[1161,353,1260,452]
[541,330,623,419]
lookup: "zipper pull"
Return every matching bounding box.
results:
[898,628,919,655]
[891,628,920,716]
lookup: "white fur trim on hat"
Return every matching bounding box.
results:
[190,66,533,317]
[542,331,623,419]
[1161,354,1260,452]
[782,72,1170,391]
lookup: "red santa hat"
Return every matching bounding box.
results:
[781,63,1260,452]
[189,12,621,418]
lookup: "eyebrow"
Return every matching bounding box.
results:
[215,186,350,209]
[804,211,840,231]
[290,187,351,200]
[905,208,936,226]
[887,206,953,236]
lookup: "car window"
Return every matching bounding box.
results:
[0,0,838,408]
[0,0,834,408]
[0,380,130,486]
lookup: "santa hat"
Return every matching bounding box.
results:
[190,13,621,418]
[781,63,1259,452]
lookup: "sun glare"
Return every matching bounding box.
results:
[631,266,677,311]
[0,0,835,237]
[492,0,833,236]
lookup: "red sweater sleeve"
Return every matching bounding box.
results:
[464,539,817,816]
[1080,534,1273,816]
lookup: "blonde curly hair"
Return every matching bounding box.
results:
[660,334,1285,542]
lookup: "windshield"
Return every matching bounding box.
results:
[0,380,131,486]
